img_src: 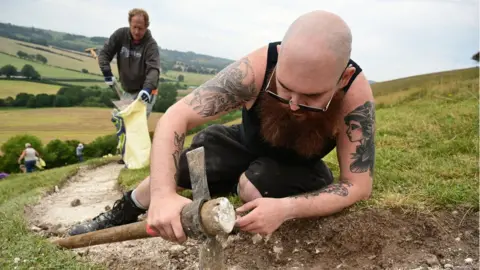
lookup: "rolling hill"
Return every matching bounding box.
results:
[0,22,234,73]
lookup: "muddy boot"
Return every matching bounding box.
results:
[67,190,146,236]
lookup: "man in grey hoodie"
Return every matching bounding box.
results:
[98,8,161,116]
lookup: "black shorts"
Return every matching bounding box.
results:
[176,124,334,198]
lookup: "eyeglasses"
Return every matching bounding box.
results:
[265,63,350,112]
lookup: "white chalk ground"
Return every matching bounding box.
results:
[25,163,241,270]
[28,163,124,226]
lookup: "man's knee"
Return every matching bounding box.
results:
[237,173,262,203]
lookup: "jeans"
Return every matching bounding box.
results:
[25,160,36,173]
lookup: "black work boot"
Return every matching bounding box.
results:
[67,190,146,236]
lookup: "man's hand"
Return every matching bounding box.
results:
[147,193,192,243]
[104,76,115,86]
[101,69,115,87]
[235,198,290,235]
[138,89,152,103]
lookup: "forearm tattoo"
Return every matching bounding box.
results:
[292,180,354,199]
[344,101,376,177]
[184,57,257,117]
[172,131,186,182]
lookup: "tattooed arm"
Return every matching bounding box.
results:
[282,74,376,220]
[149,55,261,198]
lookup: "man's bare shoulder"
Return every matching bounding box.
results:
[341,71,375,113]
[181,45,269,117]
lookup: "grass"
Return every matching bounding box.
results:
[0,157,116,270]
[0,107,163,146]
[0,36,119,77]
[62,81,105,88]
[163,70,214,86]
[0,80,61,98]
[0,53,103,80]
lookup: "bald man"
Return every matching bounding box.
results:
[68,10,376,242]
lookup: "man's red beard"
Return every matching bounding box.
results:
[258,91,343,158]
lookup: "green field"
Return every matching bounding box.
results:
[0,37,215,86]
[163,70,214,86]
[0,53,102,80]
[0,36,118,77]
[0,108,163,147]
[0,80,61,98]
[58,81,105,88]
[0,36,216,98]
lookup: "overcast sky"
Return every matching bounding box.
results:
[1,0,478,82]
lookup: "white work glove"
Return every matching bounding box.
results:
[104,76,115,86]
[138,89,152,103]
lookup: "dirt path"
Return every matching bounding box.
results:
[25,164,479,270]
[27,163,124,227]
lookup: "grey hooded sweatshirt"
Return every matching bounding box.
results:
[98,27,160,94]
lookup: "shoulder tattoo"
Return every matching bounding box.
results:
[184,57,257,117]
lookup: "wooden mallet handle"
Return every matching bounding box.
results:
[50,197,235,249]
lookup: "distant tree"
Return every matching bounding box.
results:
[57,86,86,106]
[14,93,34,107]
[35,54,47,64]
[4,97,14,106]
[21,64,40,80]
[472,52,479,62]
[43,139,78,168]
[0,99,6,107]
[100,91,114,107]
[0,64,18,78]
[90,36,107,43]
[54,95,70,107]
[26,96,36,108]
[16,51,29,59]
[35,93,53,107]
[186,66,197,73]
[153,83,178,112]
[83,134,118,158]
[177,74,184,82]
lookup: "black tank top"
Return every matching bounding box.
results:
[239,41,363,164]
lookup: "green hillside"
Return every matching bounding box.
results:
[0,22,234,73]
[0,53,102,80]
[0,36,110,76]
[372,67,479,107]
[0,80,60,98]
